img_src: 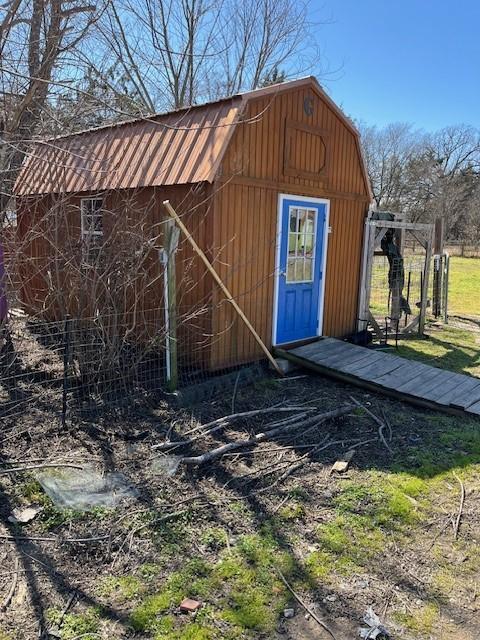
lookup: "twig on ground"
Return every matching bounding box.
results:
[0,556,19,611]
[173,405,316,438]
[452,471,465,540]
[0,462,85,475]
[425,514,453,552]
[231,370,241,414]
[1,426,41,443]
[380,408,393,441]
[349,396,393,454]
[275,567,337,640]
[127,508,191,539]
[111,508,192,567]
[154,407,315,451]
[111,495,207,566]
[0,534,109,544]
[53,591,77,633]
[271,496,290,515]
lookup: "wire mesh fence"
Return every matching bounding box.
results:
[369,252,426,335]
[0,304,266,431]
[0,196,269,430]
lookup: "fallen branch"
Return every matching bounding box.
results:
[0,556,19,611]
[152,409,310,451]
[180,406,315,437]
[261,439,334,490]
[275,567,337,640]
[0,463,85,475]
[349,396,393,454]
[181,406,354,466]
[380,408,393,441]
[0,534,109,544]
[452,471,465,540]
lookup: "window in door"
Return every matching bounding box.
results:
[286,207,316,282]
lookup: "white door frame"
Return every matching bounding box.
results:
[272,193,330,346]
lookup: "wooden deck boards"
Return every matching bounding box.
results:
[276,338,480,418]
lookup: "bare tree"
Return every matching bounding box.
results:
[0,0,102,215]
[358,122,425,211]
[359,121,480,242]
[96,0,319,110]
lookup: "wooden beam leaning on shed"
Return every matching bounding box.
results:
[163,201,284,376]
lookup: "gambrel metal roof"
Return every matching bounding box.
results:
[15,77,371,198]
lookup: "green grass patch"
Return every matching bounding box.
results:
[277,501,305,521]
[128,532,294,638]
[98,575,144,601]
[130,558,213,632]
[200,527,229,550]
[393,414,480,478]
[46,607,100,640]
[333,471,427,525]
[305,471,430,578]
[138,563,161,580]
[447,256,480,318]
[396,324,480,377]
[393,602,440,636]
[315,514,385,574]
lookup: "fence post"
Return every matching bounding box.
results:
[443,254,450,324]
[434,217,444,254]
[62,315,72,427]
[162,219,180,392]
[432,255,441,318]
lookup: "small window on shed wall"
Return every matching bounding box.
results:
[283,119,328,180]
[81,197,103,263]
[2,198,16,228]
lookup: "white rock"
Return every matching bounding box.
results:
[8,506,42,524]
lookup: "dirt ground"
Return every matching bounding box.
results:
[0,322,479,640]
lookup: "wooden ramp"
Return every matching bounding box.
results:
[276,338,480,417]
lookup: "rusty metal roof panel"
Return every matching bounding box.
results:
[15,98,242,195]
[16,76,372,200]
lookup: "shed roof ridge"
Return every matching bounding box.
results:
[32,76,320,143]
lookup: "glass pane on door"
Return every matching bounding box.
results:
[286,207,316,282]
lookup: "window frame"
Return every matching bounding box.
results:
[80,197,104,263]
[285,205,318,284]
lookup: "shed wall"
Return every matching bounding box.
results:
[209,85,369,368]
[219,85,369,199]
[16,185,216,369]
[15,81,371,374]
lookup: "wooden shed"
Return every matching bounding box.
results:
[14,76,371,371]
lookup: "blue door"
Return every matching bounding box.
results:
[275,198,327,344]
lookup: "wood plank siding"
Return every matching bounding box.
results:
[15,78,371,372]
[209,86,369,368]
[16,184,216,368]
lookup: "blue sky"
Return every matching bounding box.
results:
[312,1,480,130]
